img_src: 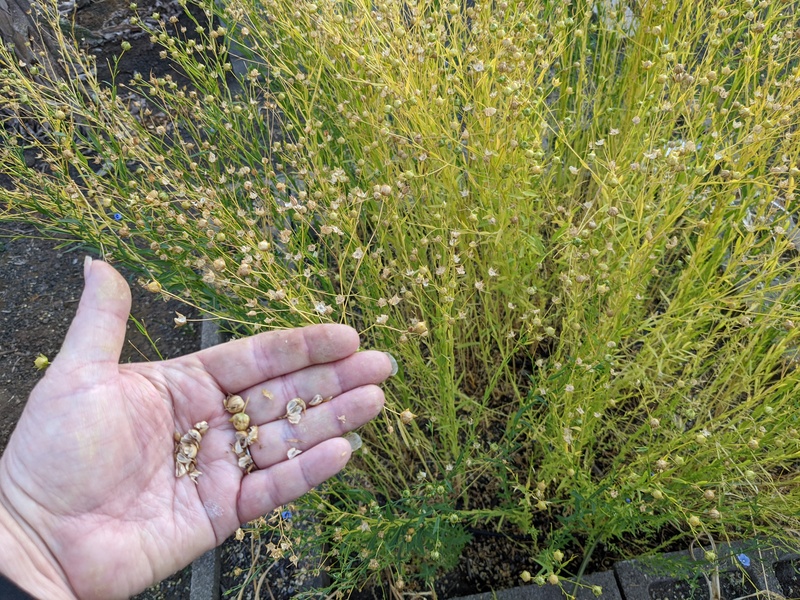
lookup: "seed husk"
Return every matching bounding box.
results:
[183,429,202,444]
[246,425,259,446]
[180,441,198,459]
[224,395,246,414]
[286,397,306,415]
[287,447,303,459]
[238,452,255,472]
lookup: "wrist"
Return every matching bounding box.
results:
[0,472,76,600]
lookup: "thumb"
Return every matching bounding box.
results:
[53,257,132,371]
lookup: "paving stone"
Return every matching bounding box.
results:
[767,547,800,598]
[455,570,621,600]
[614,540,783,600]
[190,547,220,600]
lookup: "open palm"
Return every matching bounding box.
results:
[0,259,392,600]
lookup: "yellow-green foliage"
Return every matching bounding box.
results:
[3,0,800,592]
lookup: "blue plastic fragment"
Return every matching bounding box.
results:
[737,553,751,567]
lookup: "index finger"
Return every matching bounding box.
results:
[193,324,361,393]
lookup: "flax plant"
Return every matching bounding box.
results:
[3,0,800,593]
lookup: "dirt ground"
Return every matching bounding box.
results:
[0,224,201,452]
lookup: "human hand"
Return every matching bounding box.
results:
[0,258,393,599]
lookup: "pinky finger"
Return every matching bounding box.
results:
[237,437,352,523]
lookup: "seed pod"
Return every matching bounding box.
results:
[287,412,302,425]
[230,412,251,431]
[246,425,259,446]
[309,394,324,406]
[183,429,202,444]
[180,441,199,459]
[224,395,246,414]
[287,447,303,459]
[176,461,189,478]
[193,421,209,435]
[238,453,254,471]
[400,409,417,424]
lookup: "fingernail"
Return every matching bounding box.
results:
[343,432,362,451]
[83,256,93,280]
[384,352,398,376]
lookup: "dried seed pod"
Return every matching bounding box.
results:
[287,447,303,459]
[180,442,199,459]
[174,422,204,483]
[286,398,306,415]
[230,412,251,431]
[238,453,254,470]
[309,394,324,406]
[224,395,246,414]
[246,425,259,446]
[233,438,245,455]
[400,409,417,424]
[173,431,182,443]
[408,320,428,335]
[287,412,302,425]
[183,429,202,444]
